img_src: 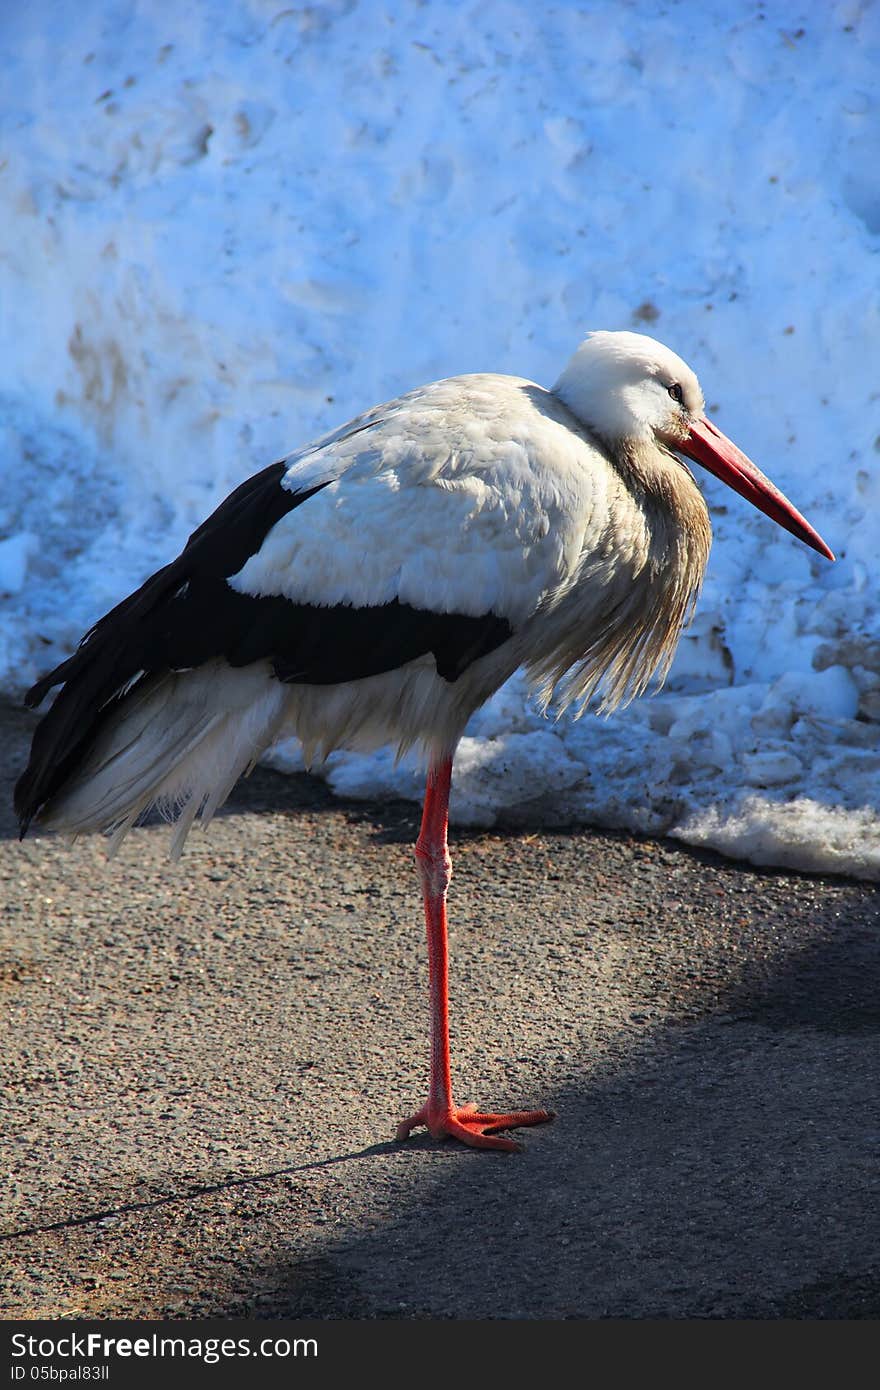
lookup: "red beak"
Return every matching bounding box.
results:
[678,415,834,562]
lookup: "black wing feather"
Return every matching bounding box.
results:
[15,461,512,832]
[16,465,327,829]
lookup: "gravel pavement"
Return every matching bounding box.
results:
[1,699,878,1320]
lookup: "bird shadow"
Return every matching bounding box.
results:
[0,1142,397,1243]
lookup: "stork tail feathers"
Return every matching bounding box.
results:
[16,662,288,857]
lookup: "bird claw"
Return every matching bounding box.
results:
[395,1100,555,1152]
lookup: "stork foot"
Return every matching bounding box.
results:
[395,1100,555,1152]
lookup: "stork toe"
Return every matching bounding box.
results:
[396,1100,555,1152]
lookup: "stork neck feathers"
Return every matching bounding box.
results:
[617,435,712,565]
[545,335,714,713]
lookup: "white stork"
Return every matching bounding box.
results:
[16,330,833,1151]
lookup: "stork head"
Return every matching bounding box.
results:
[553,329,834,560]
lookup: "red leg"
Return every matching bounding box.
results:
[395,756,554,1152]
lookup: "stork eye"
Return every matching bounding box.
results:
[668,383,684,405]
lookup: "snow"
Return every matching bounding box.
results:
[0,533,36,596]
[1,0,878,879]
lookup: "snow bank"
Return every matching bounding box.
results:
[1,1,877,878]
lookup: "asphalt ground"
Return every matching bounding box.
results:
[1,698,878,1320]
